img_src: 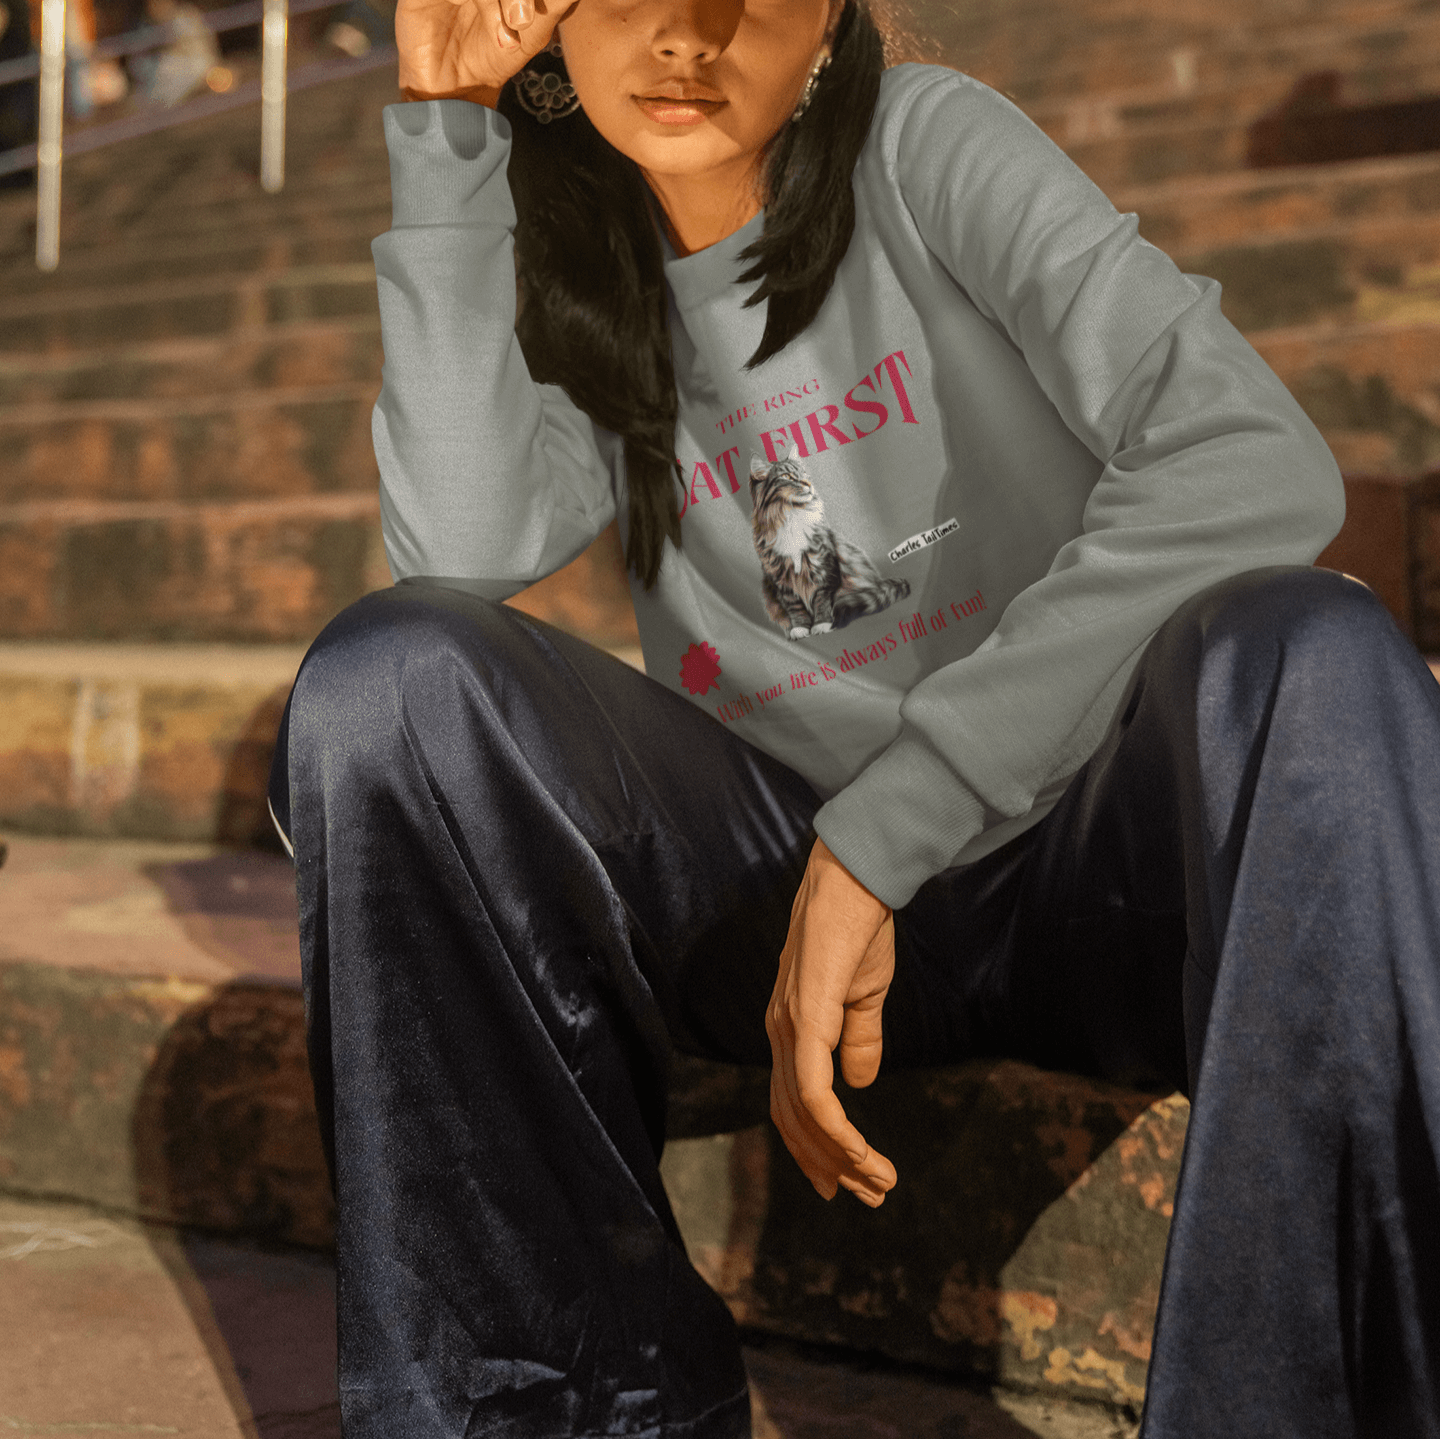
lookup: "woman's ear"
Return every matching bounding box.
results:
[824,0,846,46]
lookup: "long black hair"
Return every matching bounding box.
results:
[500,1,886,588]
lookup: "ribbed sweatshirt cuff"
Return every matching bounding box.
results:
[812,731,988,910]
[384,99,515,229]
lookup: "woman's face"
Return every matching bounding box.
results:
[559,0,840,190]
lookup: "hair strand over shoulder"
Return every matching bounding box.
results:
[501,1,885,589]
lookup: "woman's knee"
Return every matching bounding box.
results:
[279,586,525,793]
[1197,563,1393,644]
[298,584,518,708]
[1154,564,1411,705]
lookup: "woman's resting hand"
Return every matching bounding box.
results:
[396,0,572,106]
[767,838,899,1207]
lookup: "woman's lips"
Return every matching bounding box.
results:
[633,95,724,125]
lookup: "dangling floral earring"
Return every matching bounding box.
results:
[791,46,832,122]
[513,34,581,124]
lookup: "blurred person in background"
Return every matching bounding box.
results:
[128,0,216,106]
[326,0,394,59]
[0,0,38,184]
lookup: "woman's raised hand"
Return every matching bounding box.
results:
[396,0,571,106]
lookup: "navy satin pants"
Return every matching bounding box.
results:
[270,565,1440,1439]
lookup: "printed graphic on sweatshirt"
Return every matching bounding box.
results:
[678,641,723,697]
[889,518,959,564]
[710,588,991,727]
[679,348,921,522]
[749,448,910,640]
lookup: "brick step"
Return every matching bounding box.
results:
[0,495,386,644]
[0,315,380,420]
[0,97,394,271]
[0,548,636,829]
[0,581,632,841]
[50,140,393,225]
[0,65,392,196]
[0,183,393,277]
[0,327,1424,643]
[0,224,380,291]
[27,153,391,249]
[1316,470,1440,646]
[1029,47,1440,144]
[1175,214,1440,332]
[0,646,305,843]
[951,7,1440,105]
[1066,116,1252,191]
[0,1189,1138,1439]
[0,383,380,508]
[44,125,390,217]
[1053,64,1440,189]
[13,133,1440,335]
[0,431,1420,644]
[0,263,378,352]
[0,856,1186,1412]
[1120,147,1440,256]
[0,494,633,642]
[1254,318,1440,473]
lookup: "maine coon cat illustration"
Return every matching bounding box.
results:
[749,450,911,640]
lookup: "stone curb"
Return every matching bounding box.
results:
[0,644,305,844]
[0,954,1183,1413]
[0,530,641,840]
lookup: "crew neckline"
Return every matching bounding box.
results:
[662,208,766,311]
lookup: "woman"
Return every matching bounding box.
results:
[269,1,1440,1434]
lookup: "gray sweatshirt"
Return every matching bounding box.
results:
[372,63,1344,909]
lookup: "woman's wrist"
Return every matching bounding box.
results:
[809,837,892,922]
[399,83,504,107]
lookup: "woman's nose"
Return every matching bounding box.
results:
[649,0,743,64]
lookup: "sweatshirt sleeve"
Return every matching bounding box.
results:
[813,67,1346,908]
[371,100,620,596]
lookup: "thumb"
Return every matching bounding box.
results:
[838,989,885,1089]
[505,0,573,55]
[837,915,892,1089]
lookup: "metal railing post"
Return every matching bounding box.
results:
[259,0,287,192]
[36,0,67,270]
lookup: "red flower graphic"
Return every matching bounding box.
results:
[679,641,722,697]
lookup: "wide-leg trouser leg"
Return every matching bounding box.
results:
[1125,568,1440,1439]
[276,565,1440,1439]
[276,584,821,1439]
[889,566,1440,1439]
